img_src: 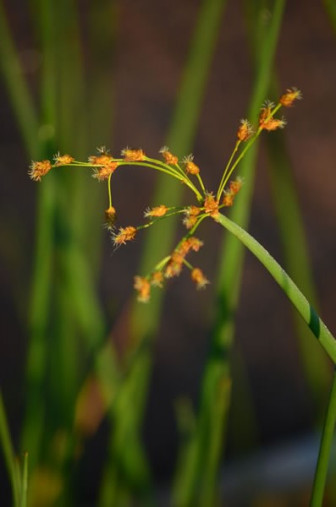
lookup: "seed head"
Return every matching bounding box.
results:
[280,87,302,107]
[261,117,286,131]
[229,177,243,195]
[165,258,183,278]
[237,119,254,141]
[222,192,234,207]
[29,160,52,181]
[151,271,164,287]
[112,226,137,246]
[122,148,145,162]
[183,155,200,175]
[183,206,201,229]
[53,153,74,166]
[144,205,168,218]
[259,102,286,131]
[134,276,151,303]
[191,268,209,289]
[104,206,117,228]
[92,163,118,181]
[186,237,203,252]
[186,206,201,217]
[89,154,115,166]
[204,193,219,218]
[159,146,178,165]
[183,215,198,230]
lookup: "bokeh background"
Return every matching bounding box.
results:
[1,0,336,505]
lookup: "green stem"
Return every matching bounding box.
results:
[0,2,39,155]
[216,104,282,201]
[173,3,286,505]
[216,213,336,362]
[108,174,113,207]
[310,370,336,506]
[20,452,28,507]
[0,393,21,507]
[120,160,203,201]
[216,140,240,201]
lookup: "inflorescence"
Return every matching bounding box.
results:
[29,88,302,302]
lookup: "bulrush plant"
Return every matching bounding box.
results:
[29,88,336,505]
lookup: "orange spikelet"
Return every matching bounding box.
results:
[121,148,145,161]
[159,146,178,165]
[237,119,254,141]
[183,155,200,175]
[29,160,52,181]
[151,271,164,287]
[113,226,137,246]
[280,87,302,107]
[54,153,74,166]
[191,268,209,289]
[144,205,168,218]
[134,276,151,303]
[104,206,117,228]
[204,193,219,218]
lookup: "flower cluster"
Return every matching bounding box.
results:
[29,88,301,302]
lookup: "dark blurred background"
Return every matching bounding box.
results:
[1,1,336,505]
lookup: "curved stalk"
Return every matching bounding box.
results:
[216,212,336,363]
[310,369,336,506]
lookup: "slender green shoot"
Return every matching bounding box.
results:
[20,452,28,507]
[0,393,20,507]
[310,370,336,506]
[216,213,336,363]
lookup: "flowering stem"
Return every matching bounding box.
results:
[146,157,203,198]
[216,212,336,362]
[196,172,206,195]
[119,161,204,201]
[310,369,336,506]
[216,103,283,201]
[216,140,241,201]
[153,256,171,272]
[107,174,112,207]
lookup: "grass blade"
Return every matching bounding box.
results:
[216,213,336,362]
[99,0,228,502]
[173,2,286,505]
[266,124,331,405]
[311,369,336,506]
[0,393,21,506]
[20,452,28,507]
[0,1,39,155]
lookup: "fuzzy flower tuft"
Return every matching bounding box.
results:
[280,87,302,107]
[53,153,74,166]
[259,102,286,131]
[144,205,168,218]
[182,205,201,229]
[134,276,151,303]
[229,177,243,195]
[150,271,164,287]
[222,192,234,207]
[29,160,52,181]
[183,154,200,175]
[159,146,178,165]
[204,193,219,218]
[191,268,209,289]
[112,226,137,246]
[121,148,145,162]
[92,163,118,181]
[237,119,254,141]
[104,206,117,228]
